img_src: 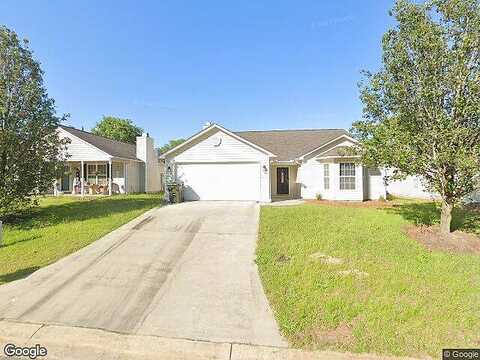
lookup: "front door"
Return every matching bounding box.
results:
[276,167,289,195]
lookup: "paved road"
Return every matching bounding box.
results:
[0,201,286,347]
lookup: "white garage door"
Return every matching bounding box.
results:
[176,163,260,201]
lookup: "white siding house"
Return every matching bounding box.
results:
[161,123,387,202]
[55,126,162,196]
[164,126,272,202]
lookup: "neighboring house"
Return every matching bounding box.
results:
[160,123,386,202]
[386,174,438,200]
[54,125,162,195]
[386,174,480,203]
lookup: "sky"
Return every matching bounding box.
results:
[1,1,395,147]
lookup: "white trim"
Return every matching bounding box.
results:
[298,134,358,160]
[108,160,112,196]
[85,163,108,184]
[160,123,277,158]
[339,162,357,191]
[80,160,85,196]
[124,161,128,194]
[323,163,330,190]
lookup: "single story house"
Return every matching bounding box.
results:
[54,125,162,195]
[160,123,386,202]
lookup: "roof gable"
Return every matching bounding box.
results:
[171,128,271,162]
[58,127,110,161]
[300,134,358,159]
[161,124,276,158]
[59,125,139,160]
[316,144,360,159]
[235,129,350,161]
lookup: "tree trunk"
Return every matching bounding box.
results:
[440,200,453,235]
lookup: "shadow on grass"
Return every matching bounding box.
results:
[385,202,480,234]
[0,266,40,284]
[0,235,41,249]
[5,196,161,231]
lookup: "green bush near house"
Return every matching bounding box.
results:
[0,194,162,285]
[257,201,480,357]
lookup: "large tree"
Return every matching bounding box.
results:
[352,0,480,235]
[0,26,66,218]
[91,116,143,144]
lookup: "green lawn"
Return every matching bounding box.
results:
[257,201,480,358]
[0,194,162,285]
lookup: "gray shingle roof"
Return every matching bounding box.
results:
[235,129,349,161]
[60,125,139,160]
[318,146,354,157]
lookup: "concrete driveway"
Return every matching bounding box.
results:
[0,201,286,347]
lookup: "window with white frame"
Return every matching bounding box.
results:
[323,164,330,190]
[112,163,123,178]
[339,163,356,190]
[87,164,108,185]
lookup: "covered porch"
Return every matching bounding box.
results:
[54,159,132,196]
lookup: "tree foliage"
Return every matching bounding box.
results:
[0,26,67,219]
[91,116,143,144]
[352,0,480,234]
[157,138,186,155]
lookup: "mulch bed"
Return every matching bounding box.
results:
[405,225,480,254]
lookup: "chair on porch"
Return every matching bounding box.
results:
[101,184,109,195]
[89,184,98,195]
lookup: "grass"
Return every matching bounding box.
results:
[0,194,162,285]
[256,200,480,358]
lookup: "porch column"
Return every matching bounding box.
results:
[80,160,84,196]
[53,180,58,196]
[108,160,112,196]
[358,164,365,200]
[123,161,127,194]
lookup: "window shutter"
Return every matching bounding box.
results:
[83,163,87,180]
[107,163,110,178]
